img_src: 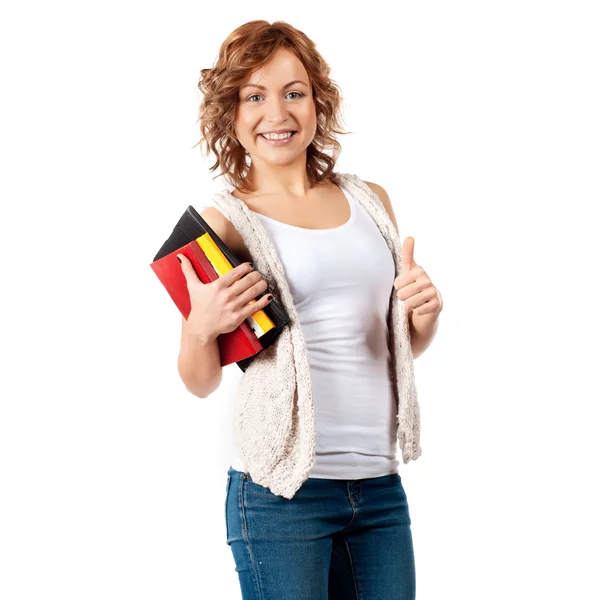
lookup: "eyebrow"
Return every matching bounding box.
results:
[240,79,309,92]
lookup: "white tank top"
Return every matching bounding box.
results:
[229,182,400,479]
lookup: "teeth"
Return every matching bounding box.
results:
[262,132,294,140]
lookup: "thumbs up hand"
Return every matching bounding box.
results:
[393,236,443,320]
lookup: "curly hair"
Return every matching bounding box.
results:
[194,20,351,194]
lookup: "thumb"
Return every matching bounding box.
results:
[177,254,198,283]
[401,236,416,270]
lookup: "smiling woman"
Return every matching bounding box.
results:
[181,19,424,600]
[194,21,349,195]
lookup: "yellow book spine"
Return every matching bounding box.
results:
[195,233,274,337]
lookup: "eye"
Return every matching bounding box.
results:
[245,91,304,102]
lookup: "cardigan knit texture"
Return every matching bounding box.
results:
[204,172,421,499]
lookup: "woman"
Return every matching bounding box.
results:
[177,20,442,600]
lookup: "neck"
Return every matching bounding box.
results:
[246,157,313,198]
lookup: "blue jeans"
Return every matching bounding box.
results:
[225,466,416,599]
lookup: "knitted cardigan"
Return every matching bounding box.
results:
[204,172,421,499]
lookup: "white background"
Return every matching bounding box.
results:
[1,1,599,598]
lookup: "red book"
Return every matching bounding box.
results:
[150,240,264,368]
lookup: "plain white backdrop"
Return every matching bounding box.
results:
[1,1,599,598]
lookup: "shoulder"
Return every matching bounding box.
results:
[363,180,387,199]
[334,172,399,233]
[194,205,253,264]
[363,180,399,234]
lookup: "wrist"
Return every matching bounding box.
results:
[182,320,219,346]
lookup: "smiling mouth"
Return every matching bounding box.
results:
[259,132,297,140]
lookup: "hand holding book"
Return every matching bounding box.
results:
[177,255,273,341]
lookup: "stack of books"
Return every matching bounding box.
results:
[150,205,290,372]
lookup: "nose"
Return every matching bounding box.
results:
[264,96,289,123]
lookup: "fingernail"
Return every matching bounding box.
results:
[267,294,273,301]
[177,255,182,263]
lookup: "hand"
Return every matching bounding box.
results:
[178,256,273,339]
[393,237,443,319]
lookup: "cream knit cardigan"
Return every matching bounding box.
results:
[205,172,421,499]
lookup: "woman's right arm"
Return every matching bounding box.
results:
[176,207,227,398]
[175,206,268,398]
[178,318,222,398]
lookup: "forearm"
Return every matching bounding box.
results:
[409,311,440,359]
[178,330,222,398]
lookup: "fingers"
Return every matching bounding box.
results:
[240,288,274,321]
[177,255,254,288]
[218,261,255,287]
[176,253,202,287]
[235,272,269,306]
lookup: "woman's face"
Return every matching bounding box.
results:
[234,48,317,167]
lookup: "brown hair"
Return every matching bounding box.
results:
[194,20,350,194]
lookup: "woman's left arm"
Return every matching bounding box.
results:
[365,182,443,359]
[399,255,443,360]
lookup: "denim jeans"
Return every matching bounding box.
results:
[225,465,416,599]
